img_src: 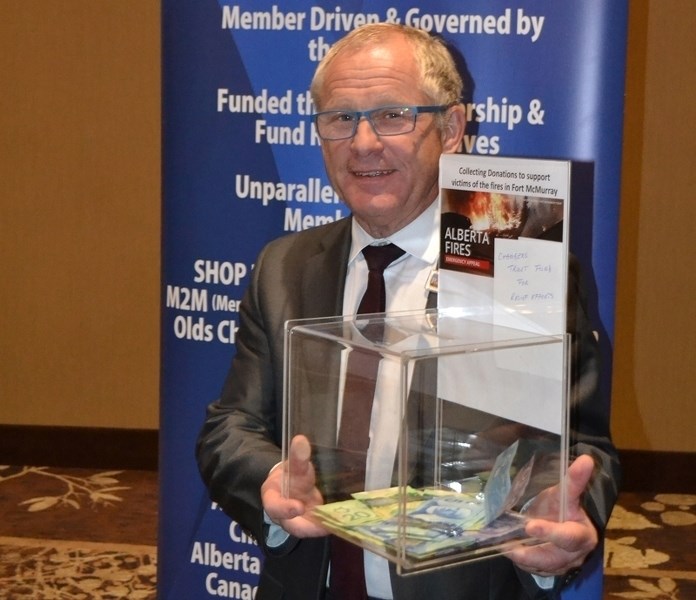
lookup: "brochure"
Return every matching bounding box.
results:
[438,154,571,336]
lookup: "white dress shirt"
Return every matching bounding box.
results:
[342,201,440,599]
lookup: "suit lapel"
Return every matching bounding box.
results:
[300,218,352,319]
[291,220,352,493]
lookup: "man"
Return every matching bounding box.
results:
[197,23,620,600]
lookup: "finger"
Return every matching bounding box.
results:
[566,454,595,504]
[281,514,330,538]
[519,519,597,579]
[289,434,312,474]
[526,518,593,549]
[263,485,306,521]
[507,539,584,576]
[506,543,553,572]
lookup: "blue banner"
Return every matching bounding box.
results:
[160,1,628,597]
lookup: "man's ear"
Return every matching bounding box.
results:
[441,104,467,154]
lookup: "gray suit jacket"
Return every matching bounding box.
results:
[197,217,620,600]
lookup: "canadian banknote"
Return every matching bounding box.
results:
[312,440,537,562]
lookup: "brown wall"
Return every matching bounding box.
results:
[612,1,696,451]
[1,2,694,449]
[0,2,161,429]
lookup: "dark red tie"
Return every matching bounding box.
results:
[329,243,405,600]
[357,244,406,314]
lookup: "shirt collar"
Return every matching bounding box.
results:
[349,200,440,266]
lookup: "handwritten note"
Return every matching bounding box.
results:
[494,237,566,335]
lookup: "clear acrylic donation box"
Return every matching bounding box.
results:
[283,309,570,575]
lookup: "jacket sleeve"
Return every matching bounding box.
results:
[566,256,621,531]
[195,241,288,549]
[515,256,621,599]
[195,220,350,553]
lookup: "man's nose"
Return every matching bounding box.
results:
[351,117,383,151]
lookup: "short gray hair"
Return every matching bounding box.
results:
[310,23,464,111]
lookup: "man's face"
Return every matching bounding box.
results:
[316,36,464,238]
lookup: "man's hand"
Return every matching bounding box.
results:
[261,435,328,538]
[507,454,599,578]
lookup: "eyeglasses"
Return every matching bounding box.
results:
[312,105,451,141]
